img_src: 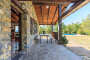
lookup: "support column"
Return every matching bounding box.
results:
[51,25,53,32]
[38,25,39,36]
[58,4,62,44]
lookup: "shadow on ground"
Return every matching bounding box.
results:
[66,46,90,60]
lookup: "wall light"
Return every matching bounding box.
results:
[22,3,26,9]
[46,6,49,8]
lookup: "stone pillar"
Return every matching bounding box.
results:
[21,13,29,51]
[0,0,11,60]
[58,4,62,44]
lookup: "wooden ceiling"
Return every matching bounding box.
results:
[33,2,69,25]
[11,6,19,23]
[18,0,78,3]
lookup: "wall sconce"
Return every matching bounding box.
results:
[46,6,49,8]
[22,3,26,9]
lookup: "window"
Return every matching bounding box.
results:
[30,18,38,35]
[15,26,19,32]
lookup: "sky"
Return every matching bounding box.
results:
[62,3,90,25]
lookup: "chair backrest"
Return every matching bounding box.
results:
[11,32,15,39]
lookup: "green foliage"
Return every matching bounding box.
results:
[62,14,90,35]
[39,14,90,35]
[77,29,85,34]
[39,25,51,34]
[62,35,68,45]
[45,25,51,34]
[53,23,58,32]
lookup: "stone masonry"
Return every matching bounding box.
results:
[21,1,39,51]
[0,0,39,60]
[0,0,11,60]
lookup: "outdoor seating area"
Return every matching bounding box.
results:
[0,0,90,60]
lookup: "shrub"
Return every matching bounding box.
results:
[62,35,68,45]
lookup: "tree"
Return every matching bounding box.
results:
[81,14,90,35]
[45,25,51,34]
[62,22,67,34]
[53,23,58,32]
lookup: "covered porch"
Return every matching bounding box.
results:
[0,0,90,60]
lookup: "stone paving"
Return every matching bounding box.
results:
[20,37,82,60]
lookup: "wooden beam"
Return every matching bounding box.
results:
[11,11,19,21]
[11,0,28,14]
[11,15,19,22]
[47,6,50,24]
[52,6,58,24]
[18,0,78,3]
[41,6,43,24]
[33,2,60,6]
[39,24,56,25]
[19,12,22,51]
[58,0,85,21]
[11,17,18,22]
[11,7,19,16]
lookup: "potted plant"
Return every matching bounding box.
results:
[43,31,45,34]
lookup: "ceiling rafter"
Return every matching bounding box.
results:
[41,6,43,24]
[11,15,19,22]
[52,6,58,24]
[47,6,50,25]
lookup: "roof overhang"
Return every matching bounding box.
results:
[17,0,89,25]
[58,0,90,21]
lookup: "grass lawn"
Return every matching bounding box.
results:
[65,35,90,59]
[66,35,90,49]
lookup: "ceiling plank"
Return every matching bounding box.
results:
[11,17,18,22]
[47,6,50,24]
[39,24,56,25]
[58,0,85,21]
[41,6,43,24]
[11,15,19,22]
[52,6,58,24]
[11,11,19,21]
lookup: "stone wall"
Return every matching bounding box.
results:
[0,0,39,60]
[0,0,11,60]
[21,1,39,51]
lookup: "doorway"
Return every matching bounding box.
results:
[11,6,22,57]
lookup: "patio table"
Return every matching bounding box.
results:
[40,34,49,43]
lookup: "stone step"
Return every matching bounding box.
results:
[11,53,24,60]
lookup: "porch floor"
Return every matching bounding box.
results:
[20,37,82,60]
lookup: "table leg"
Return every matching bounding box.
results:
[40,36,41,43]
[47,36,48,43]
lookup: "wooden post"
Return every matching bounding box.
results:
[51,25,53,36]
[58,4,62,44]
[38,25,39,36]
[19,13,22,51]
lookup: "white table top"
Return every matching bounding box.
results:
[40,34,49,36]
